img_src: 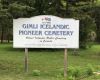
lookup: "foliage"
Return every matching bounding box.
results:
[56,66,94,80]
[91,6,100,42]
[0,0,100,48]
[67,66,94,79]
[79,15,96,48]
[68,67,81,79]
[8,2,34,18]
[0,43,100,80]
[85,64,94,76]
[32,69,41,76]
[0,9,12,43]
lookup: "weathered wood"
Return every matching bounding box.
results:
[25,48,28,72]
[64,48,67,80]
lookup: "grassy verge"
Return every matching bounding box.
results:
[0,43,100,80]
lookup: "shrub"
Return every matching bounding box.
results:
[72,67,80,78]
[68,67,80,78]
[32,69,41,76]
[85,64,94,76]
[67,67,75,76]
[67,75,75,80]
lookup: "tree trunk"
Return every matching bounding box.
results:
[7,34,10,43]
[1,28,4,43]
[7,28,10,43]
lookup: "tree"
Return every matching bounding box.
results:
[0,0,99,49]
[8,2,34,18]
[0,9,12,43]
[92,6,100,43]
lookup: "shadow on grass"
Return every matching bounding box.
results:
[0,43,63,52]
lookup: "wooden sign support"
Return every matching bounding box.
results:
[64,48,67,80]
[25,48,28,72]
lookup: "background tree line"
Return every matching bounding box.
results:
[0,0,100,48]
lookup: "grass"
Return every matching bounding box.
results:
[0,43,100,80]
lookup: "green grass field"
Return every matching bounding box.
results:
[0,43,100,80]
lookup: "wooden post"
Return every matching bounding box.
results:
[25,48,28,72]
[64,48,67,80]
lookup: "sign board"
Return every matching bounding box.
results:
[13,15,79,48]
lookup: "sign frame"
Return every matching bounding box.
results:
[13,15,79,49]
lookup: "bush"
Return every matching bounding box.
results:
[68,67,80,78]
[85,64,94,76]
[67,75,75,80]
[32,70,41,76]
[68,67,74,76]
[57,65,94,80]
[72,67,80,78]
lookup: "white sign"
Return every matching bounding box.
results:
[13,15,79,48]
